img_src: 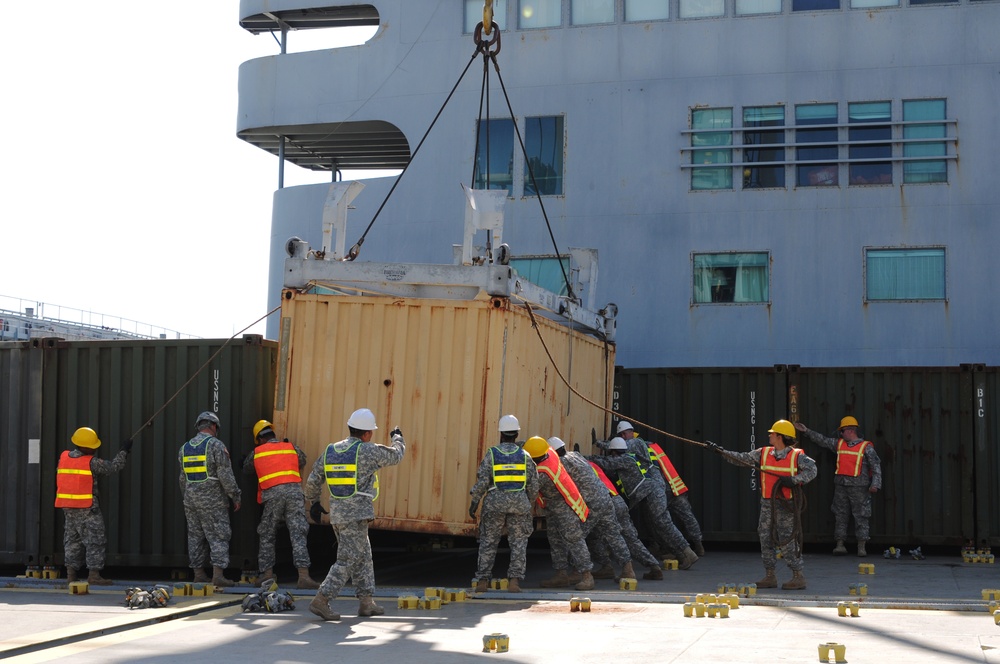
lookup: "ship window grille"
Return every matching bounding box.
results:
[743,106,785,189]
[691,108,733,191]
[902,99,947,184]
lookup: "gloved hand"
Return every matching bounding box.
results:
[469,501,480,519]
[704,440,724,453]
[390,427,402,438]
[310,502,328,523]
[121,438,134,454]
[777,475,796,489]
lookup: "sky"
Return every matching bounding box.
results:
[1,4,376,340]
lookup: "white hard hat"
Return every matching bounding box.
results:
[547,436,566,451]
[608,436,628,451]
[347,408,378,431]
[616,421,634,434]
[498,414,520,433]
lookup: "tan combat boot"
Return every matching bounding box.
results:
[574,571,595,591]
[592,563,615,579]
[756,569,778,589]
[620,561,637,581]
[507,578,521,593]
[678,547,700,570]
[258,568,275,588]
[857,541,868,557]
[309,594,340,621]
[212,566,235,588]
[87,569,113,586]
[692,541,706,557]
[782,570,807,590]
[296,567,320,589]
[66,567,78,583]
[358,596,385,616]
[540,570,571,588]
[643,566,664,580]
[475,578,489,593]
[192,567,211,583]
[832,540,848,556]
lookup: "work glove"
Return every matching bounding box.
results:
[469,500,480,520]
[121,438,134,454]
[310,502,328,523]
[704,440,724,453]
[777,476,796,489]
[591,428,599,447]
[390,427,402,438]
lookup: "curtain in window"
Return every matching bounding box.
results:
[866,249,945,300]
[693,253,768,303]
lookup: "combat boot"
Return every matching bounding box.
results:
[620,561,637,581]
[566,571,583,585]
[857,541,868,557]
[574,571,595,591]
[540,570,571,588]
[258,568,275,587]
[87,569,113,586]
[66,567,78,583]
[678,547,700,570]
[309,594,340,621]
[692,540,706,557]
[475,578,489,593]
[756,569,778,589]
[192,567,211,583]
[592,563,615,579]
[643,566,664,580]
[296,567,320,590]
[781,570,807,590]
[507,578,521,593]
[832,540,848,556]
[212,566,235,588]
[358,596,385,616]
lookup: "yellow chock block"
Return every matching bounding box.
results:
[720,593,740,609]
[818,642,847,663]
[482,633,510,653]
[397,595,420,609]
[204,584,215,596]
[619,578,637,590]
[848,583,868,596]
[570,597,581,612]
[986,554,996,564]
[68,581,89,595]
[424,587,442,598]
[174,583,192,596]
[989,601,999,613]
[419,596,442,610]
[444,589,467,602]
[696,593,718,604]
[241,572,258,584]
[993,610,1000,625]
[490,578,508,591]
[683,601,706,617]
[190,583,208,596]
[739,583,757,596]
[662,559,679,570]
[983,589,1000,601]
[706,603,730,618]
[26,567,42,579]
[717,582,738,594]
[42,567,60,579]
[858,563,875,575]
[837,601,861,617]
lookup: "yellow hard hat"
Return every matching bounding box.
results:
[523,436,550,459]
[839,416,859,430]
[768,420,796,439]
[253,419,274,440]
[71,427,101,449]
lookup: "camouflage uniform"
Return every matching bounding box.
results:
[469,443,539,581]
[243,441,311,570]
[179,431,241,570]
[536,454,592,575]
[719,446,818,573]
[304,432,405,600]
[799,427,883,542]
[61,449,128,571]
[559,451,630,570]
[637,437,704,546]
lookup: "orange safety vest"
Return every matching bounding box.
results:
[647,442,688,496]
[253,440,302,503]
[835,439,871,477]
[759,446,802,500]
[588,461,619,497]
[55,451,94,508]
[535,453,589,522]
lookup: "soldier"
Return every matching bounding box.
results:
[523,436,595,591]
[548,437,637,584]
[708,419,818,590]
[795,417,882,557]
[618,421,705,556]
[242,419,320,589]
[56,427,131,585]
[179,411,241,587]
[306,408,406,621]
[468,414,539,593]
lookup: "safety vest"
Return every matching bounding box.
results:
[55,451,93,508]
[589,461,619,497]
[647,442,688,496]
[535,453,589,522]
[611,453,647,497]
[181,437,211,482]
[759,446,802,499]
[324,440,379,501]
[489,446,528,492]
[253,440,302,504]
[835,439,871,477]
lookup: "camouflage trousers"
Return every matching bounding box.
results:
[638,486,690,555]
[257,491,312,570]
[545,507,593,574]
[576,506,631,569]
[832,484,873,541]
[759,498,804,573]
[667,493,703,544]
[475,510,533,581]
[184,499,232,569]
[319,519,375,600]
[62,504,107,570]
[592,494,660,570]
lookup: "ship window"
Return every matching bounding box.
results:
[743,106,785,189]
[849,102,892,185]
[524,116,564,196]
[474,119,515,195]
[465,0,508,32]
[572,0,615,24]
[691,108,733,191]
[903,99,947,184]
[679,0,726,17]
[852,0,898,6]
[911,0,957,4]
[693,253,770,304]
[736,0,782,14]
[795,104,838,187]
[510,256,571,295]
[793,0,840,9]
[626,0,669,20]
[866,248,945,301]
[519,0,562,28]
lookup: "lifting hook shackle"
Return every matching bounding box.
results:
[473,21,501,58]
